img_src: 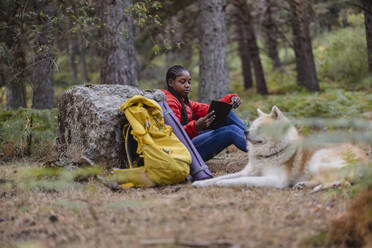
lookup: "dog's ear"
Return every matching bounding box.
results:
[270,105,284,120]
[257,108,265,117]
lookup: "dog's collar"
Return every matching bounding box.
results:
[256,143,297,159]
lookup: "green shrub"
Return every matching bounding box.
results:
[0,108,58,160]
[316,25,368,87]
[236,88,371,125]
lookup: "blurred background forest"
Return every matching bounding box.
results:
[1,1,372,247]
[0,0,371,160]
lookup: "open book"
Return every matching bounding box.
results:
[207,100,232,129]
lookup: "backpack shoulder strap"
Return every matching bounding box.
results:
[123,123,134,168]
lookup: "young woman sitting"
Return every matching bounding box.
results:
[161,65,248,161]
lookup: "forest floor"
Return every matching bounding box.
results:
[0,147,357,248]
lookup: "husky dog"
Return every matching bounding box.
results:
[193,106,368,189]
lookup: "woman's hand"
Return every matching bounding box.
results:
[231,96,241,109]
[195,111,215,131]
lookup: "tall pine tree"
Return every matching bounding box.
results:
[289,0,319,92]
[198,0,229,103]
[99,0,138,86]
[32,0,55,109]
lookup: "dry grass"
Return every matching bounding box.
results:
[327,189,372,248]
[0,149,356,248]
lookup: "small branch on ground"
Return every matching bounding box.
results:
[140,238,240,247]
[0,178,15,184]
[95,175,122,192]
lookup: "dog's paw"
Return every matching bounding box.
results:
[293,181,307,190]
[331,181,341,188]
[310,184,323,193]
[342,181,352,187]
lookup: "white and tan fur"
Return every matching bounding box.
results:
[193,106,368,189]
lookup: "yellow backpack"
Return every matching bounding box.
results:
[113,95,191,187]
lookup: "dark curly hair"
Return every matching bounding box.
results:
[165,65,194,125]
[166,65,188,87]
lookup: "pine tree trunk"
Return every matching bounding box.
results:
[341,10,349,28]
[32,0,55,109]
[182,45,193,70]
[238,0,268,95]
[262,0,281,70]
[289,0,319,92]
[290,0,306,87]
[78,25,88,82]
[100,0,138,86]
[6,36,27,110]
[70,47,78,81]
[198,0,229,103]
[0,69,5,88]
[232,5,253,90]
[68,20,78,80]
[362,0,372,86]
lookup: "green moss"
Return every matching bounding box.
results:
[300,230,328,247]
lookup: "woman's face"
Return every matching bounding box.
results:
[168,70,191,98]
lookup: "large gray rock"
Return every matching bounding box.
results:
[57,84,165,168]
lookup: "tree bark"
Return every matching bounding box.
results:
[1,3,27,109]
[78,25,88,82]
[290,0,306,87]
[231,4,253,90]
[68,20,78,80]
[262,0,281,70]
[198,0,229,103]
[99,0,138,86]
[0,68,5,87]
[234,0,268,95]
[32,0,55,109]
[289,0,319,92]
[6,36,27,110]
[361,0,372,87]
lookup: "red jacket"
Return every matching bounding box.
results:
[161,89,238,139]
